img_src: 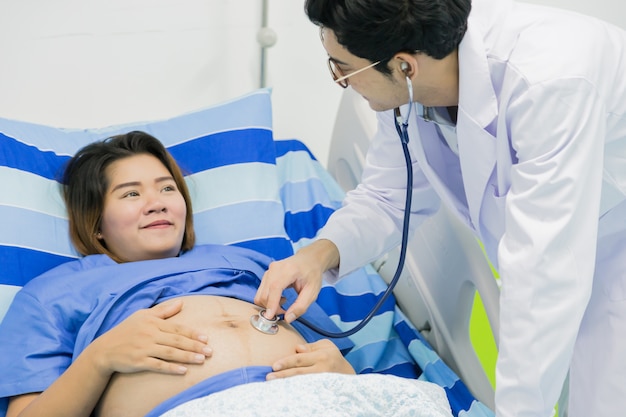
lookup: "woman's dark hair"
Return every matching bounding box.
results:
[306,0,471,72]
[61,130,195,261]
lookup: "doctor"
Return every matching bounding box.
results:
[256,0,626,416]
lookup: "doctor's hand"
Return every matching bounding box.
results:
[86,299,212,377]
[254,239,340,323]
[266,339,355,380]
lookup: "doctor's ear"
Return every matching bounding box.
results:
[393,52,419,78]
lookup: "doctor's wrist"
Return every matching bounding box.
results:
[302,239,340,272]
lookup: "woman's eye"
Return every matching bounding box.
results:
[123,191,139,198]
[162,185,177,192]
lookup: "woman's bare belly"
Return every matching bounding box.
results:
[95,295,305,417]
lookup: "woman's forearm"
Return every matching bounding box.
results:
[7,343,111,417]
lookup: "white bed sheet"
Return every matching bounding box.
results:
[161,372,453,417]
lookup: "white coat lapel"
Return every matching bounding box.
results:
[456,18,499,229]
[410,115,472,225]
[457,113,497,228]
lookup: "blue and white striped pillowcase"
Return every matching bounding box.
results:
[274,139,344,250]
[0,89,293,287]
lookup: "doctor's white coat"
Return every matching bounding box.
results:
[318,0,626,415]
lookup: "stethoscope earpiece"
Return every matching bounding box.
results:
[400,61,410,75]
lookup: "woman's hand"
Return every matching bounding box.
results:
[254,239,339,323]
[266,339,355,380]
[87,299,212,377]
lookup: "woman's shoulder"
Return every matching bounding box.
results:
[184,244,274,272]
[24,254,115,291]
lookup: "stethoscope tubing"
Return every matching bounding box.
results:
[297,101,414,338]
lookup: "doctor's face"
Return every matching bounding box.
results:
[321,28,407,112]
[98,153,187,262]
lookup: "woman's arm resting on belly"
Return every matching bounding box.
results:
[7,299,211,417]
[90,299,212,375]
[267,339,355,380]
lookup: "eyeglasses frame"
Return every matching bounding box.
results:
[327,58,382,88]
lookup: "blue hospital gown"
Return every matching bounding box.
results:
[0,244,352,416]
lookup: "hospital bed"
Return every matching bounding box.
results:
[0,89,494,416]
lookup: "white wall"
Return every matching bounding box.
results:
[521,0,624,29]
[0,0,623,166]
[0,1,259,123]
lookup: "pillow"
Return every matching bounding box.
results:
[274,139,344,250]
[0,89,293,287]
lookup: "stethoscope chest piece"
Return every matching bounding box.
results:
[250,309,281,335]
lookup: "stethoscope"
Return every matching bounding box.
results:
[251,73,415,338]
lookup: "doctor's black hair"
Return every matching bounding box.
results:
[305,0,471,73]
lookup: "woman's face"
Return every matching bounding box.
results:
[98,153,187,262]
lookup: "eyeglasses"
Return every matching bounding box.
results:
[327,58,381,88]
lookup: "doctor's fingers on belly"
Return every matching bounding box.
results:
[91,300,213,375]
[255,256,323,323]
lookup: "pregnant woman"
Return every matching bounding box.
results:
[0,131,353,417]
